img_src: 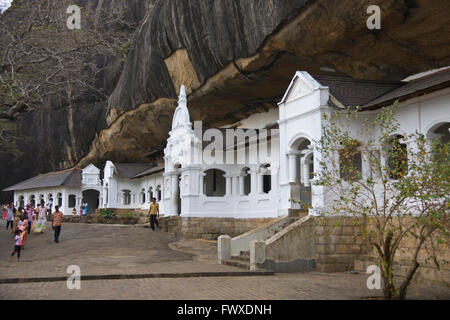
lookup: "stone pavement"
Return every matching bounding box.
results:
[0,222,240,279]
[1,272,448,300]
[0,220,448,300]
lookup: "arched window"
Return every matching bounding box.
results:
[140,189,146,204]
[261,164,272,194]
[57,193,63,207]
[241,167,251,196]
[156,186,162,201]
[30,195,35,207]
[385,135,408,180]
[428,122,450,143]
[339,140,362,181]
[427,122,449,178]
[148,187,154,202]
[203,169,226,197]
[18,195,24,208]
[122,190,131,205]
[68,195,76,208]
[39,194,45,204]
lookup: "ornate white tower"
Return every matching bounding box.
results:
[164,85,203,216]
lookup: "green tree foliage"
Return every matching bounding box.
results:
[316,103,449,299]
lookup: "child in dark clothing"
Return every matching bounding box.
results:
[9,229,23,260]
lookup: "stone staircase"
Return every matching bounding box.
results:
[222,251,251,269]
[221,216,298,270]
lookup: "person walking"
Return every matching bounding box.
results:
[33,201,47,234]
[18,211,28,249]
[148,198,160,231]
[12,205,20,235]
[9,229,23,261]
[52,205,64,243]
[25,204,33,234]
[5,203,14,230]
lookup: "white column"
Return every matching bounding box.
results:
[250,169,258,195]
[225,174,232,197]
[258,171,264,194]
[232,175,239,196]
[288,153,297,183]
[361,150,370,180]
[239,174,245,196]
[302,157,312,187]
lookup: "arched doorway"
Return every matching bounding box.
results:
[290,137,314,207]
[82,189,100,214]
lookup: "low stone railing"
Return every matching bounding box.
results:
[250,215,314,272]
[218,215,291,263]
[63,214,144,225]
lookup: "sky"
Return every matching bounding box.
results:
[0,0,12,14]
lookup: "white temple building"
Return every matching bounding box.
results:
[4,69,449,218]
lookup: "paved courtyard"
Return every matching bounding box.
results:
[0,220,448,300]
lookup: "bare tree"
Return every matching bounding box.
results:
[0,0,140,154]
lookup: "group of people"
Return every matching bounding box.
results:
[71,203,89,216]
[2,196,161,261]
[2,200,64,261]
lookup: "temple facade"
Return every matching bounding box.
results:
[4,70,449,218]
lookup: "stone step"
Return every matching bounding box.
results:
[230,255,250,263]
[222,259,250,270]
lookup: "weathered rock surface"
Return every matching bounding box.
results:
[78,0,450,166]
[1,0,449,200]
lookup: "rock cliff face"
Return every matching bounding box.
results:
[1,0,449,200]
[78,0,450,166]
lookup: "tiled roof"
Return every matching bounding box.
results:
[362,68,450,109]
[315,76,403,108]
[114,163,155,179]
[3,168,82,192]
[132,164,165,179]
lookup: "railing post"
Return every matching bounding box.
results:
[218,235,231,263]
[250,240,266,271]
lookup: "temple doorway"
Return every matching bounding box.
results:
[82,189,100,214]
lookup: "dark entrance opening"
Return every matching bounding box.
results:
[82,189,100,214]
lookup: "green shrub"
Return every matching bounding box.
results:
[121,212,135,218]
[99,209,116,218]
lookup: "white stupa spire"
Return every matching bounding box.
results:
[171,84,191,131]
[179,85,186,102]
